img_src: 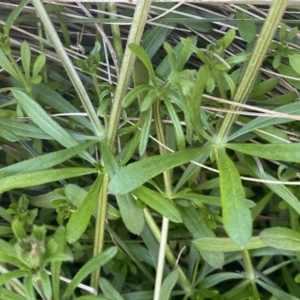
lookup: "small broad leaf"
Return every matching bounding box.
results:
[12,89,95,163]
[116,194,145,235]
[193,236,266,252]
[259,227,300,251]
[32,53,46,79]
[109,145,212,195]
[20,41,31,81]
[236,6,256,43]
[216,147,252,247]
[99,277,124,300]
[249,77,279,98]
[226,143,300,164]
[0,168,96,194]
[66,175,103,243]
[62,247,117,300]
[159,269,178,300]
[132,186,182,223]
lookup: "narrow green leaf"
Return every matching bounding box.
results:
[129,44,157,87]
[246,155,300,215]
[257,279,299,300]
[0,140,97,178]
[122,84,152,108]
[109,146,211,195]
[116,194,145,235]
[0,50,19,80]
[5,0,30,32]
[249,78,279,98]
[228,101,300,141]
[193,236,266,252]
[51,226,66,300]
[66,175,103,243]
[32,53,46,79]
[101,142,145,235]
[139,108,152,156]
[236,6,256,43]
[178,205,224,268]
[24,276,36,300]
[99,277,124,300]
[76,297,110,300]
[259,227,300,251]
[0,288,27,300]
[163,95,185,150]
[0,270,28,286]
[289,54,300,75]
[216,147,252,247]
[159,269,178,300]
[20,41,31,81]
[0,168,96,194]
[12,89,95,163]
[132,186,182,223]
[226,143,300,164]
[62,247,117,300]
[33,83,93,131]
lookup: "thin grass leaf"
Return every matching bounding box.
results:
[62,247,117,300]
[216,147,252,247]
[66,175,103,243]
[12,89,95,163]
[0,168,96,194]
[109,146,212,195]
[159,269,178,300]
[0,140,97,178]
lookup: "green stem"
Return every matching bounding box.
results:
[106,0,151,149]
[242,249,260,300]
[31,0,105,139]
[215,0,288,144]
[90,173,108,290]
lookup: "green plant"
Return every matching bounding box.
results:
[1,0,300,299]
